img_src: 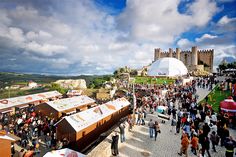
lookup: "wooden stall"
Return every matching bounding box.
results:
[67,90,83,97]
[0,91,62,114]
[55,97,130,151]
[36,95,96,119]
[0,131,15,157]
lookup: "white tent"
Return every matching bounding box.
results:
[148,57,188,77]
[43,148,86,157]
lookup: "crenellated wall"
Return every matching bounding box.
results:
[154,46,214,72]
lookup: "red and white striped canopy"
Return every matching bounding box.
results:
[220,97,236,114]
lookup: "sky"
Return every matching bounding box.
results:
[0,0,235,75]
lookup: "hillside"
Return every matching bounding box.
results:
[0,72,112,99]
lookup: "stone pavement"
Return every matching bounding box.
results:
[87,87,236,157]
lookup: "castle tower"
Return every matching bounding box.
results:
[191,46,198,66]
[210,50,214,72]
[154,48,161,61]
[169,48,173,57]
[176,48,180,60]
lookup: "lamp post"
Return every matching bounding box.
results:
[132,83,136,126]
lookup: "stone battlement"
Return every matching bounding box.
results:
[198,49,214,53]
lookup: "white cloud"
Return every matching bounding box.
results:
[25,41,67,56]
[218,15,236,25]
[196,34,218,42]
[177,39,193,49]
[117,0,218,45]
[188,0,218,27]
[0,0,233,75]
[26,30,52,40]
[0,27,25,42]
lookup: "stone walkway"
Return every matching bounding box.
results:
[87,87,236,157]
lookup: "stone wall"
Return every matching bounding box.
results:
[154,46,214,72]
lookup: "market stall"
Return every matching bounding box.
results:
[67,90,83,97]
[43,148,85,157]
[36,95,96,119]
[55,97,130,151]
[0,91,62,113]
[0,131,15,157]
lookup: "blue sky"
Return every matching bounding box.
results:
[0,0,235,75]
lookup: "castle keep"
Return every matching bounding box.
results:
[154,46,214,72]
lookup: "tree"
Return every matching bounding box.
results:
[89,83,95,89]
[50,83,66,94]
[119,67,125,73]
[218,63,227,73]
[130,70,138,76]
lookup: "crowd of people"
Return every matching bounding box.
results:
[1,76,236,157]
[122,76,236,157]
[0,105,69,157]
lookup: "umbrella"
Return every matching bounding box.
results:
[43,148,86,157]
[220,97,236,116]
[157,106,167,113]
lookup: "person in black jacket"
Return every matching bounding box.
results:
[111,132,119,156]
[224,136,236,157]
[203,123,210,137]
[221,126,230,147]
[202,136,211,157]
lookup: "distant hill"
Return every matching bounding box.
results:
[223,57,236,63]
[0,72,112,89]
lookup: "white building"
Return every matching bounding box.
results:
[28,81,38,88]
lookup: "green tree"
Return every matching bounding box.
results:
[50,83,66,94]
[218,63,227,73]
[89,83,95,89]
[130,70,138,76]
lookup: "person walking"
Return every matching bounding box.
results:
[170,118,177,133]
[111,132,119,156]
[148,119,155,138]
[203,122,210,137]
[201,136,211,157]
[178,133,190,157]
[154,121,160,141]
[191,133,199,155]
[136,112,141,125]
[176,118,181,135]
[210,131,218,152]
[119,123,126,143]
[127,116,133,131]
[45,133,52,148]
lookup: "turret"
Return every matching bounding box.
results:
[169,48,173,57]
[192,46,198,66]
[176,48,180,60]
[154,48,161,61]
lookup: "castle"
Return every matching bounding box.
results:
[154,46,214,72]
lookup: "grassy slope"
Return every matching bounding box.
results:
[134,76,174,84]
[0,87,52,99]
[199,85,231,112]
